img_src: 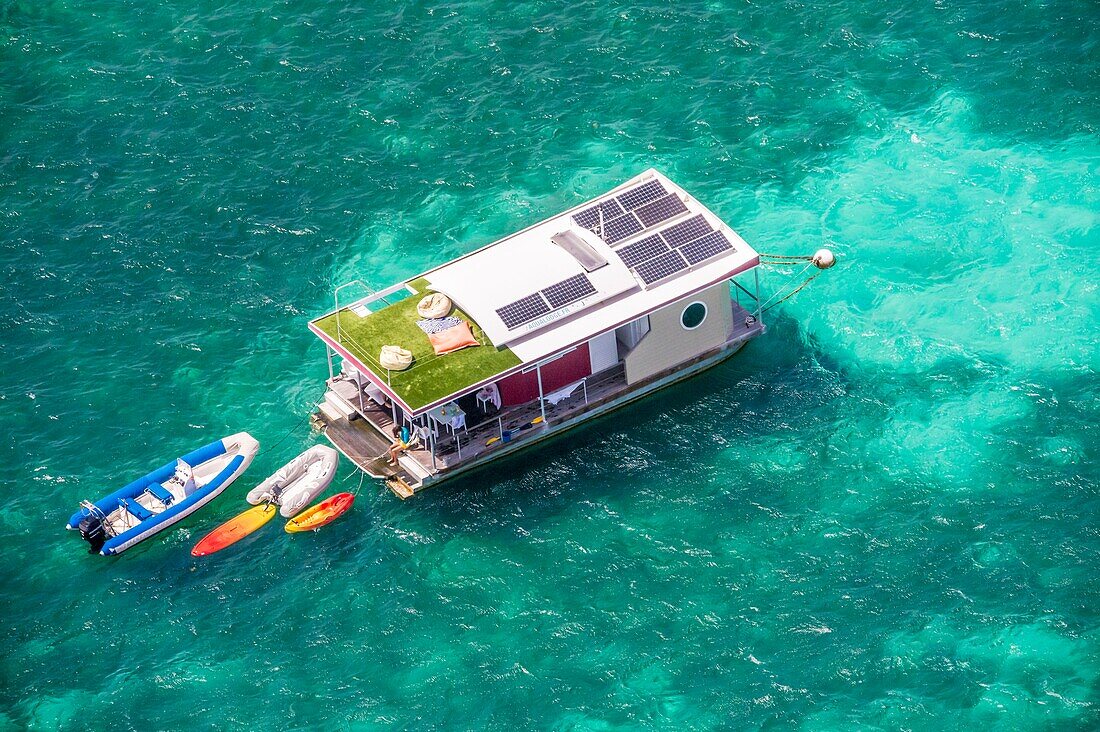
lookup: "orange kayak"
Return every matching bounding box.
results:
[285,493,355,533]
[192,503,278,556]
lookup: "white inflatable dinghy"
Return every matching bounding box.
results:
[247,445,339,518]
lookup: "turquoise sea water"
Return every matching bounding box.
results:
[2,0,1098,728]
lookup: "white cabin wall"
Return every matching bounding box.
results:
[587,330,619,374]
[622,283,734,385]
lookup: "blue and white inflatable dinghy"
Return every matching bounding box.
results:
[66,432,259,556]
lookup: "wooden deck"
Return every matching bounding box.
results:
[313,381,423,488]
[315,364,627,481]
[426,363,627,470]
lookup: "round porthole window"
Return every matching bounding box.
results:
[681,301,707,330]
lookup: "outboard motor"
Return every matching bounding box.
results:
[76,504,108,554]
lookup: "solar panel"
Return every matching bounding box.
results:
[679,230,735,265]
[601,213,644,244]
[635,194,688,228]
[634,250,689,285]
[660,214,712,248]
[617,234,668,268]
[573,200,625,231]
[616,180,667,211]
[541,274,597,309]
[496,293,551,329]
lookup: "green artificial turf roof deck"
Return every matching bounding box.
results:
[313,283,521,411]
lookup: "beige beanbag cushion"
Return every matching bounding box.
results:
[416,293,452,319]
[379,345,413,371]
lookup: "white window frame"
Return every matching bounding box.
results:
[680,301,708,331]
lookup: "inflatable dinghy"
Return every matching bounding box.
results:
[246,445,338,518]
[66,432,259,556]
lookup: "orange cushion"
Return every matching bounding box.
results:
[428,321,480,355]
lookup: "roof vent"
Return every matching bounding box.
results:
[550,230,608,272]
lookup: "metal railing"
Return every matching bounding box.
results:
[730,268,763,327]
[333,280,376,346]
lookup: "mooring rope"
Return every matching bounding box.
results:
[753,249,836,314]
[755,262,815,312]
[760,271,824,313]
[334,444,390,500]
[759,252,814,262]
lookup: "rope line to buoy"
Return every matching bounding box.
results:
[759,253,814,262]
[756,262,815,312]
[760,272,823,313]
[752,248,836,314]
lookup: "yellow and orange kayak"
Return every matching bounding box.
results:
[192,503,277,556]
[285,493,355,533]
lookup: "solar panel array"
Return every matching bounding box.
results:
[617,234,668,268]
[572,200,624,230]
[617,214,736,285]
[495,293,551,330]
[680,230,734,266]
[495,274,598,329]
[543,273,597,309]
[616,179,666,210]
[570,179,738,287]
[634,250,689,286]
[660,214,712,248]
[601,212,643,244]
[635,194,688,228]
[573,180,689,244]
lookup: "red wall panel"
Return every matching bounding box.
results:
[498,343,592,406]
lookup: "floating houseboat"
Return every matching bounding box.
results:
[309,169,772,498]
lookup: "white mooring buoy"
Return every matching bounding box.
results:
[812,248,836,269]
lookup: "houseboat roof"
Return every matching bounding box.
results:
[310,169,760,415]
